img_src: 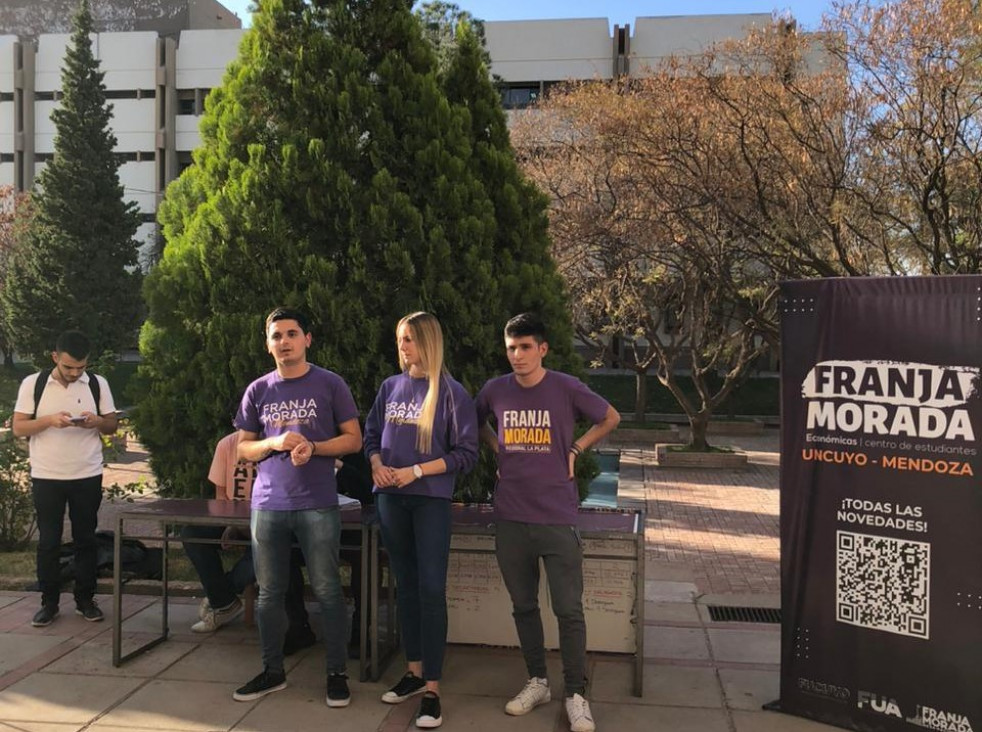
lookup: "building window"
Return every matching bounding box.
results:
[177,89,198,115]
[177,151,194,175]
[0,92,13,102]
[499,84,541,109]
[0,153,14,163]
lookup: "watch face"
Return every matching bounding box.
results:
[413,464,423,478]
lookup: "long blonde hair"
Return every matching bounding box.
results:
[397,312,446,454]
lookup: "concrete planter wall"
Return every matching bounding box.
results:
[704,419,766,435]
[606,425,681,446]
[655,443,748,468]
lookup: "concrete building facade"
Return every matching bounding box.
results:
[0,8,794,259]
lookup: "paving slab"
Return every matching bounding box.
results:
[645,601,701,625]
[591,660,722,708]
[233,687,391,732]
[0,723,82,732]
[118,603,202,635]
[439,646,564,698]
[0,672,143,724]
[414,692,562,732]
[707,628,780,665]
[732,709,844,731]
[158,639,305,684]
[96,679,246,731]
[719,668,780,711]
[591,700,731,732]
[0,597,22,611]
[645,580,699,602]
[644,626,710,661]
[0,633,72,675]
[41,633,196,678]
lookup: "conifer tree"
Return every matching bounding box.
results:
[0,0,141,363]
[135,0,580,497]
[441,21,579,375]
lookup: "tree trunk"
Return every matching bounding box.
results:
[689,412,711,451]
[634,369,648,423]
[2,349,11,368]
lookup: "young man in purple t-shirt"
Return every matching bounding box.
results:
[231,308,362,708]
[475,313,620,732]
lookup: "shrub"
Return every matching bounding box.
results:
[0,423,34,551]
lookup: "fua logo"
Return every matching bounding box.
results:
[857,690,903,719]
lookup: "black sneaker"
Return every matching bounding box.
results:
[75,599,104,622]
[31,604,59,627]
[416,691,443,729]
[381,671,426,704]
[233,668,287,701]
[326,672,351,708]
[283,624,317,656]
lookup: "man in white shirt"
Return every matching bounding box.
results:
[12,331,117,626]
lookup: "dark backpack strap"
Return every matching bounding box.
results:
[88,374,102,416]
[31,368,102,417]
[31,369,51,420]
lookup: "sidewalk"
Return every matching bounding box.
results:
[0,432,841,731]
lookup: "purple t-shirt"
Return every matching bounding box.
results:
[476,370,610,525]
[235,365,359,511]
[364,372,479,500]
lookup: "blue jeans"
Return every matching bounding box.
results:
[252,508,346,676]
[376,493,451,681]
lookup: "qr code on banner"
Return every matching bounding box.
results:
[836,531,930,639]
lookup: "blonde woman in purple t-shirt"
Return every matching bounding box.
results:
[364,312,479,730]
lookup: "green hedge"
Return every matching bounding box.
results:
[587,373,779,417]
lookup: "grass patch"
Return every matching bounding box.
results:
[0,545,205,583]
[587,373,778,416]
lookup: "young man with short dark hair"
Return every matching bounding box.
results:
[12,330,118,626]
[476,313,620,732]
[232,308,362,708]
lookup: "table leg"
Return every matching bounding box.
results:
[112,515,123,666]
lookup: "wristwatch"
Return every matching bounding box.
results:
[412,464,423,479]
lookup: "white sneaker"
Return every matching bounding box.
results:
[565,693,596,732]
[197,597,211,621]
[504,677,550,716]
[191,598,242,633]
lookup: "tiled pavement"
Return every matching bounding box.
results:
[0,430,844,731]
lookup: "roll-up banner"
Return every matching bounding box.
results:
[777,276,982,732]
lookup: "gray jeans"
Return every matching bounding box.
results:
[495,519,586,696]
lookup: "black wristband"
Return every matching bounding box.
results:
[570,444,582,456]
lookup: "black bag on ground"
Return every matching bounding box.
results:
[59,530,163,582]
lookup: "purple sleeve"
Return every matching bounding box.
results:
[363,381,388,458]
[570,378,611,424]
[234,383,261,433]
[441,380,479,475]
[332,376,360,426]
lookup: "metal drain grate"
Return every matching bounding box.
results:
[707,605,782,623]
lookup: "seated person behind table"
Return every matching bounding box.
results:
[337,449,373,647]
[181,431,315,655]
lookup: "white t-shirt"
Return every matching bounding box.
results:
[14,371,116,480]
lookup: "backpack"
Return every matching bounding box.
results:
[58,530,163,582]
[31,368,102,418]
